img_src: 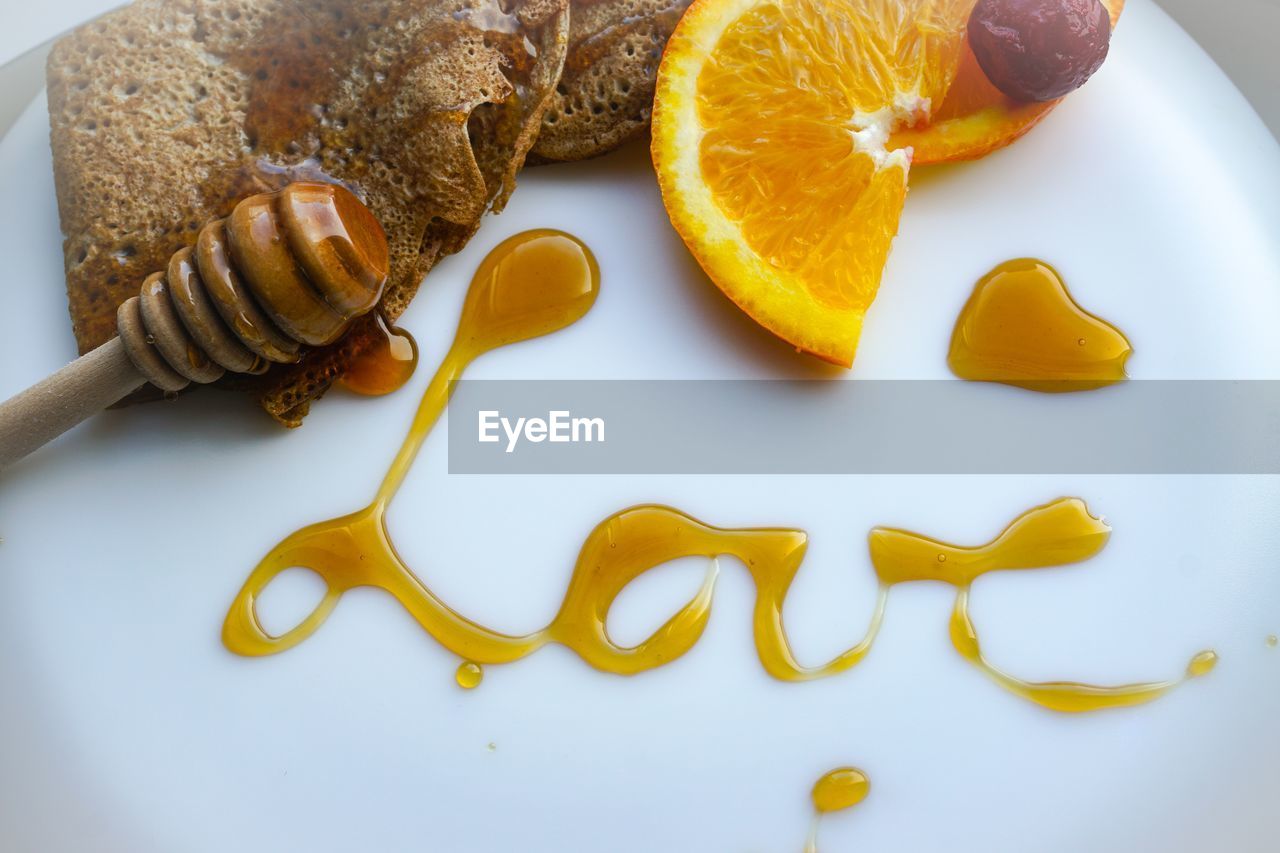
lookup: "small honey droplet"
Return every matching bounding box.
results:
[1077,337,1087,346]
[1266,635,1278,648]
[936,553,947,563]
[1186,650,1218,679]
[455,660,483,689]
[338,315,418,397]
[811,767,870,814]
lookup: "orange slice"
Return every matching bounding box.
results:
[652,0,972,366]
[893,0,1125,164]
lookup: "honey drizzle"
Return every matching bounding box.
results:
[224,230,601,663]
[871,498,1215,712]
[805,767,870,853]
[223,229,887,681]
[949,258,1132,391]
[951,588,1216,712]
[223,234,1213,715]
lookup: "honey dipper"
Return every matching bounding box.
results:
[0,182,390,472]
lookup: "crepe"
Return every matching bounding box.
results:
[531,0,690,162]
[47,0,570,425]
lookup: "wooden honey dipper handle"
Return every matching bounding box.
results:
[0,182,389,473]
[0,338,145,471]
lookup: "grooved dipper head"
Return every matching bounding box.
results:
[227,183,390,347]
[117,182,391,393]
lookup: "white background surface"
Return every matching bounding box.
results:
[1155,0,1280,137]
[1,1,1279,852]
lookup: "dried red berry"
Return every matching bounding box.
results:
[968,0,1112,103]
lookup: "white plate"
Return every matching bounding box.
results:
[2,2,1280,850]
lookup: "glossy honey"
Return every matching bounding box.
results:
[812,767,870,813]
[338,315,419,396]
[455,661,484,690]
[805,767,870,853]
[949,258,1132,391]
[224,236,1212,716]
[871,498,1215,712]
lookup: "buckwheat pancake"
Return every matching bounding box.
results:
[532,0,690,162]
[47,0,569,425]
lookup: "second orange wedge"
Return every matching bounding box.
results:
[893,0,1124,164]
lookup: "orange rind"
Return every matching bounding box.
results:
[892,0,1124,164]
